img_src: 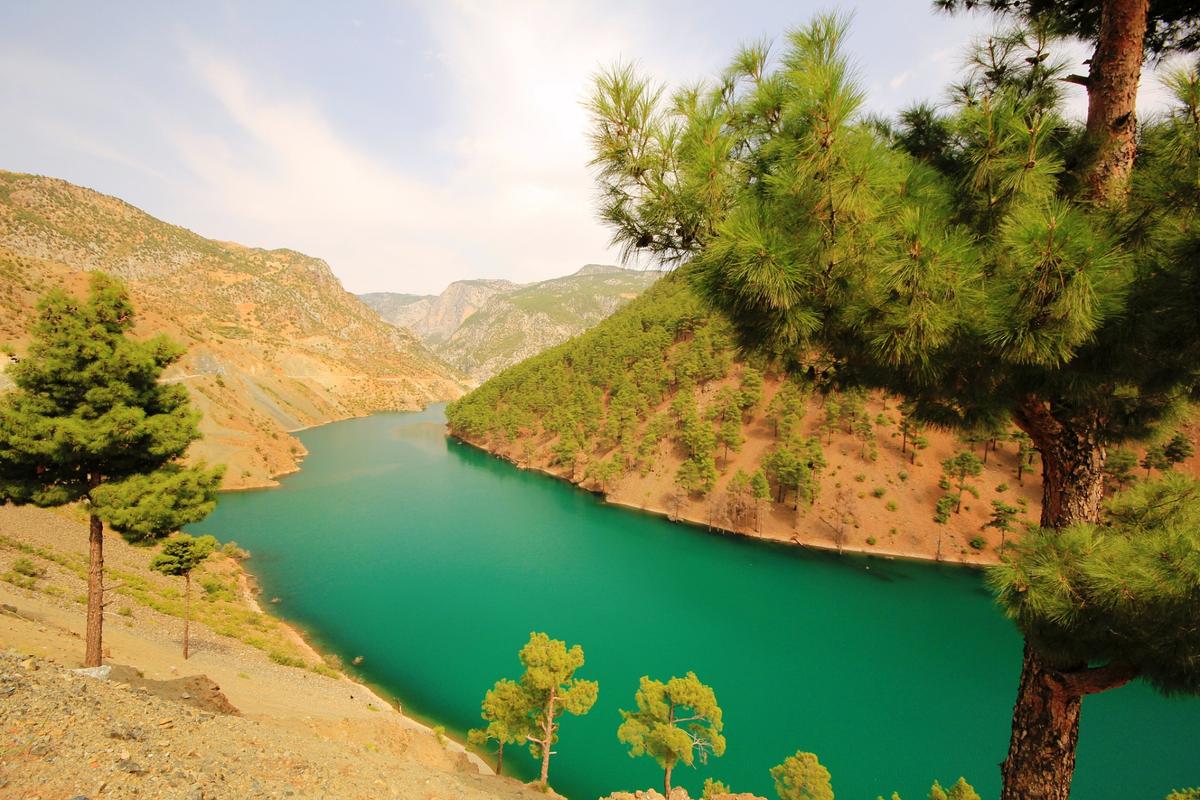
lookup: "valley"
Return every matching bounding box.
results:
[362,265,662,382]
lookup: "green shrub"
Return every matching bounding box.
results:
[938,476,952,490]
[2,572,36,589]
[268,651,307,668]
[871,486,886,498]
[934,495,956,524]
[885,501,898,512]
[996,482,1009,493]
[854,473,866,482]
[12,557,43,578]
[898,470,909,482]
[969,536,986,550]
[866,536,877,546]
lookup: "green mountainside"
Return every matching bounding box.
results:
[446,273,1058,564]
[362,265,661,382]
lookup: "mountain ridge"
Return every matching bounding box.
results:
[0,170,468,489]
[362,266,662,382]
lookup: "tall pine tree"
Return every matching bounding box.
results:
[0,274,221,666]
[589,4,1200,797]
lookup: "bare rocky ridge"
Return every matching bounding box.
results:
[0,171,469,489]
[363,279,519,346]
[362,266,661,383]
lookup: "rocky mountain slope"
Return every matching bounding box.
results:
[0,170,468,488]
[447,274,1198,565]
[362,279,518,346]
[362,265,661,382]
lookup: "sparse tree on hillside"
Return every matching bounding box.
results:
[987,500,1022,549]
[149,533,216,659]
[1104,447,1139,492]
[1164,431,1195,466]
[738,367,764,413]
[589,5,1200,793]
[0,274,222,667]
[468,678,535,775]
[617,672,726,795]
[1141,444,1172,477]
[942,452,984,513]
[518,632,598,788]
[750,469,771,531]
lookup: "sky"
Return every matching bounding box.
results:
[0,2,1182,295]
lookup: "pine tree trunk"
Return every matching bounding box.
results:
[183,572,191,660]
[1000,643,1083,800]
[1003,401,1109,800]
[84,511,104,668]
[496,741,504,776]
[1084,0,1149,204]
[539,689,556,786]
[665,761,674,796]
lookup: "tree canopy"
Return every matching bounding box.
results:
[617,672,726,794]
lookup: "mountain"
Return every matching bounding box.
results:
[446,273,1050,566]
[361,265,661,382]
[0,170,468,489]
[363,279,518,346]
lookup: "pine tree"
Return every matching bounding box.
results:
[770,751,834,800]
[0,275,221,667]
[517,632,598,788]
[942,452,984,513]
[1103,447,1138,491]
[468,678,535,775]
[149,534,216,659]
[617,672,726,795]
[588,6,1200,796]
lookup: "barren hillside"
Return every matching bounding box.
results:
[0,171,469,488]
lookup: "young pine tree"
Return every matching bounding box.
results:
[517,632,598,788]
[617,672,726,795]
[0,275,221,667]
[771,751,834,800]
[467,678,535,775]
[149,533,216,659]
[589,6,1200,797]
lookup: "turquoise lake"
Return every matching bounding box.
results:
[191,406,1199,799]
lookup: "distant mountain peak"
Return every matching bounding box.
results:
[572,263,625,276]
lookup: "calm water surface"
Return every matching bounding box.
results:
[191,406,1198,799]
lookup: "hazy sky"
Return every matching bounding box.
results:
[0,2,1180,295]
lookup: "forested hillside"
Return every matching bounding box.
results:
[448,274,1197,564]
[0,171,467,488]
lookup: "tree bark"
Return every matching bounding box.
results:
[496,741,504,776]
[85,510,104,668]
[183,572,191,660]
[1084,0,1150,204]
[1002,398,1111,800]
[665,761,674,796]
[538,688,556,786]
[1000,643,1083,800]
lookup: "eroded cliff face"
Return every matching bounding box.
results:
[363,265,662,383]
[0,170,468,488]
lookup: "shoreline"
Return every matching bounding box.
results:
[227,528,493,773]
[448,431,993,570]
